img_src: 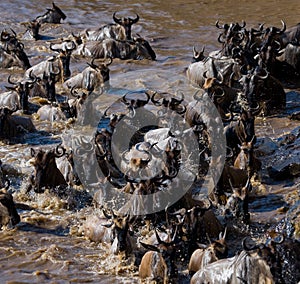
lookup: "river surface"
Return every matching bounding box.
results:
[0,0,300,283]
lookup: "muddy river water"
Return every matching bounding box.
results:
[0,0,300,283]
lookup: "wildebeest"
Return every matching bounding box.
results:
[28,145,68,193]
[139,228,178,284]
[85,12,139,41]
[24,42,76,82]
[36,103,70,122]
[224,110,256,157]
[1,73,37,113]
[224,177,251,223]
[56,148,81,186]
[234,138,262,178]
[35,2,67,24]
[102,209,136,257]
[240,66,286,114]
[90,35,156,60]
[0,29,31,69]
[0,189,20,229]
[190,236,291,284]
[63,58,111,91]
[214,164,249,205]
[186,53,240,88]
[22,20,41,41]
[0,107,36,141]
[188,228,228,274]
[28,70,58,102]
[169,203,223,257]
[280,23,300,47]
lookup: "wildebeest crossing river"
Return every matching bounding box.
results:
[0,0,299,283]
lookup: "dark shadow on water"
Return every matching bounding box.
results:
[17,222,69,236]
[249,193,288,213]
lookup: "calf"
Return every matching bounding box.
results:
[188,228,228,274]
[0,189,20,229]
[28,145,67,193]
[139,228,178,284]
[234,138,262,178]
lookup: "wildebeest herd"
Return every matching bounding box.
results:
[0,2,300,284]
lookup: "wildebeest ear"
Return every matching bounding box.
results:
[30,148,36,157]
[139,241,160,252]
[4,86,15,92]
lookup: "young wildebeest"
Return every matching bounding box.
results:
[139,227,179,284]
[188,228,228,275]
[28,145,67,193]
[0,189,20,229]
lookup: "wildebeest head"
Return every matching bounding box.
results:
[23,20,41,40]
[225,177,251,223]
[133,35,156,60]
[113,12,139,40]
[50,42,76,81]
[0,107,17,139]
[35,2,67,24]
[83,58,112,91]
[139,227,179,280]
[30,145,67,193]
[0,29,31,69]
[6,73,36,113]
[0,189,20,228]
[192,46,206,63]
[102,209,133,255]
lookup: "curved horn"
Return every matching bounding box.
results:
[28,70,37,84]
[55,145,66,157]
[7,75,18,85]
[193,90,203,101]
[215,20,224,29]
[130,13,139,24]
[240,20,246,28]
[87,58,97,69]
[151,91,163,106]
[104,56,113,66]
[242,237,258,251]
[10,29,17,37]
[66,41,76,51]
[220,226,227,240]
[113,12,121,24]
[278,19,286,34]
[273,234,285,244]
[217,71,224,84]
[70,86,79,98]
[1,31,9,41]
[175,104,186,115]
[102,208,113,219]
[255,69,268,80]
[218,33,225,44]
[50,43,61,52]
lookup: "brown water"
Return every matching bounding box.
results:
[0,0,300,283]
